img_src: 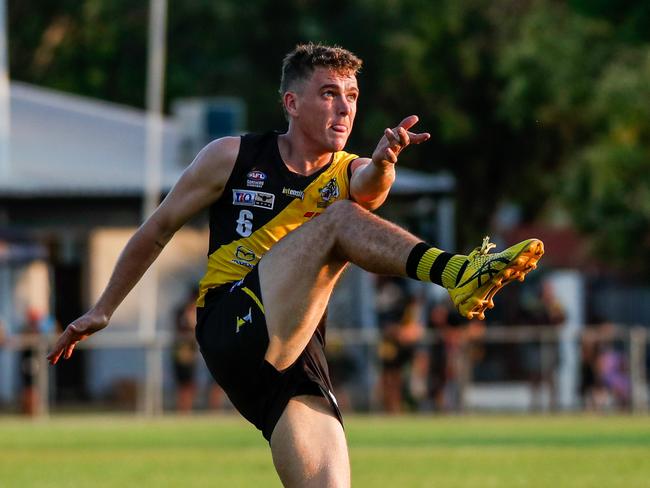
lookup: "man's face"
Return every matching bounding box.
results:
[285,67,359,152]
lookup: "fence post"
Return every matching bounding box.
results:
[36,337,49,418]
[458,334,471,413]
[629,327,648,413]
[142,339,164,417]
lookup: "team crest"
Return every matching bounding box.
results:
[317,178,340,208]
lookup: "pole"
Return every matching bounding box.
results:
[140,0,167,416]
[629,327,648,413]
[0,0,10,183]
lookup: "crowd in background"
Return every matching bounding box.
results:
[0,280,636,415]
[371,275,632,414]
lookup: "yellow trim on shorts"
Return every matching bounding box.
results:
[242,287,265,314]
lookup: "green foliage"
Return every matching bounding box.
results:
[9,1,147,106]
[564,49,650,271]
[7,0,650,273]
[494,1,650,275]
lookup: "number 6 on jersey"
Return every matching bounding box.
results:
[236,209,254,237]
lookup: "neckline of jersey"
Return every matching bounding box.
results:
[272,131,335,182]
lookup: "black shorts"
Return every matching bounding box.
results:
[195,266,342,441]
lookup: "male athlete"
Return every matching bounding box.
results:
[48,43,543,487]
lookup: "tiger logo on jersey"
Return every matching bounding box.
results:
[317,178,340,208]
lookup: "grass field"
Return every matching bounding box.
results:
[1,414,649,487]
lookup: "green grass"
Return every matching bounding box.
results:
[1,414,649,487]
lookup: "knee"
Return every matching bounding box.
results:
[322,199,365,223]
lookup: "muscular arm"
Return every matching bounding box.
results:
[47,137,239,364]
[348,157,395,210]
[350,115,430,211]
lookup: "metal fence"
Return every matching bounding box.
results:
[0,325,647,416]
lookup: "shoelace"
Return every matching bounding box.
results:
[477,236,496,256]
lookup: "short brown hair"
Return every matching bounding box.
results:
[279,43,362,95]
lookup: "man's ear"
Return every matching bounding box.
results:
[283,91,299,117]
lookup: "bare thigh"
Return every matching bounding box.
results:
[259,205,347,370]
[270,395,350,488]
[259,200,417,370]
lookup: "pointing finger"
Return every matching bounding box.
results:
[397,115,419,131]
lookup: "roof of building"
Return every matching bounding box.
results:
[1,82,454,197]
[2,82,183,196]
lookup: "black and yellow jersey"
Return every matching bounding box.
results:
[197,131,358,307]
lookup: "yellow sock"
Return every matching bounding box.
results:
[406,243,466,288]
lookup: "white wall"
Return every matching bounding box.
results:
[87,226,208,397]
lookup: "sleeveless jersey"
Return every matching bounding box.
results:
[197,131,359,307]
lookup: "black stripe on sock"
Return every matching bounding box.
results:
[406,242,430,280]
[455,259,470,287]
[429,252,453,286]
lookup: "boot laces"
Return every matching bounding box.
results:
[476,236,496,256]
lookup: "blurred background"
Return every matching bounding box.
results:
[1,0,649,418]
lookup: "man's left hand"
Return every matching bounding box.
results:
[371,115,430,167]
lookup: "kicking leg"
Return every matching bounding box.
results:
[260,199,543,370]
[259,200,419,370]
[259,199,542,484]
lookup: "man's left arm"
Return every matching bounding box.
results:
[350,115,430,210]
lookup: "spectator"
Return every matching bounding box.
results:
[378,294,425,413]
[580,323,600,410]
[594,323,631,410]
[515,280,566,410]
[172,291,200,413]
[427,301,484,412]
[19,308,43,415]
[172,290,225,412]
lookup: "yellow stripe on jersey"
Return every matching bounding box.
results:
[197,150,357,306]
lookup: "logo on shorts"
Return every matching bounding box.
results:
[229,279,244,293]
[232,189,275,210]
[317,178,340,208]
[232,245,257,268]
[282,187,305,200]
[246,170,267,188]
[236,307,252,333]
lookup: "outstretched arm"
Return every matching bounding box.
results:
[47,137,239,364]
[349,115,430,210]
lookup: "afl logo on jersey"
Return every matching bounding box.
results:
[233,189,275,210]
[317,178,340,208]
[246,170,267,188]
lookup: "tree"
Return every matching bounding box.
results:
[8,1,650,274]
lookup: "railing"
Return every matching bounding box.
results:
[0,325,647,416]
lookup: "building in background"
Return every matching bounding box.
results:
[1,81,456,411]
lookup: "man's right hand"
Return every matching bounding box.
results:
[47,311,109,365]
